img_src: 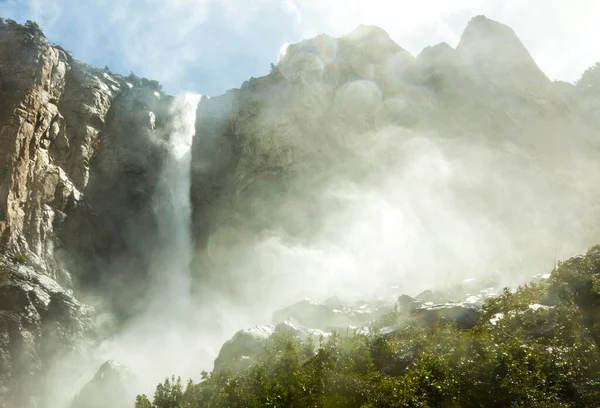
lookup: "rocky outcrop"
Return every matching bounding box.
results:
[213,325,273,373]
[0,260,95,407]
[413,302,482,330]
[189,15,600,308]
[0,21,176,406]
[70,360,139,408]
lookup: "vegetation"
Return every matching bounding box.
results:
[0,265,7,287]
[126,71,163,92]
[25,19,42,33]
[576,62,600,91]
[0,255,8,286]
[135,246,600,407]
[12,253,25,264]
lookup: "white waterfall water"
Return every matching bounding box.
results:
[85,93,206,399]
[147,93,201,315]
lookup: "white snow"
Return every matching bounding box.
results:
[490,313,504,325]
[529,304,552,311]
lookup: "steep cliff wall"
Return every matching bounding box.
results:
[189,16,600,305]
[0,21,177,406]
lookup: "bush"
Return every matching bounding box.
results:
[13,253,25,264]
[126,71,162,92]
[0,266,8,286]
[577,62,600,91]
[25,19,42,33]
[136,246,600,407]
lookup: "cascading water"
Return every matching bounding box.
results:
[86,93,206,399]
[147,93,201,316]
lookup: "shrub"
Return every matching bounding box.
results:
[0,266,8,286]
[13,253,25,264]
[136,246,600,407]
[25,19,42,33]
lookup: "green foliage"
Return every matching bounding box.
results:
[0,266,8,286]
[577,62,600,91]
[5,18,16,25]
[126,71,163,92]
[137,246,600,407]
[12,253,25,264]
[0,255,8,286]
[25,19,42,33]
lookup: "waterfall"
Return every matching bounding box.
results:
[148,93,201,315]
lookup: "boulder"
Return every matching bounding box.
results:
[397,294,422,313]
[213,325,274,372]
[70,360,139,408]
[273,300,346,330]
[414,303,481,330]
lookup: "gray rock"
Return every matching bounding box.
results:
[0,262,95,407]
[397,294,422,312]
[273,300,346,330]
[414,303,482,330]
[213,325,274,373]
[70,360,139,408]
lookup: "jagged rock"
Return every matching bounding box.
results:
[213,325,273,373]
[273,300,347,331]
[414,303,482,330]
[0,261,95,407]
[415,290,438,303]
[397,294,422,312]
[0,21,174,407]
[456,15,550,93]
[323,296,344,310]
[70,360,139,408]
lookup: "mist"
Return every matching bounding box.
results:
[23,13,600,408]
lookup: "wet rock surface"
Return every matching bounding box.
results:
[0,22,176,407]
[0,260,95,407]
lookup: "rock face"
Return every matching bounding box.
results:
[213,325,274,373]
[0,21,176,406]
[70,360,139,408]
[414,303,482,330]
[0,261,95,407]
[189,14,600,308]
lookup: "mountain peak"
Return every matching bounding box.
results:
[343,24,405,54]
[457,15,549,88]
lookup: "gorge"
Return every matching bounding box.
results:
[0,14,600,407]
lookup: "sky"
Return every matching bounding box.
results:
[0,0,599,96]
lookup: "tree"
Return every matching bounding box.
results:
[25,19,42,33]
[577,62,600,91]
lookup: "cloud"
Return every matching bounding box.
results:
[0,0,597,94]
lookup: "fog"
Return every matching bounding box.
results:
[37,16,600,408]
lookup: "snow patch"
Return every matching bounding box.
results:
[529,304,552,311]
[490,313,504,325]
